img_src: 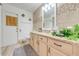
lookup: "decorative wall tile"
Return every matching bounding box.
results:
[57,3,79,28]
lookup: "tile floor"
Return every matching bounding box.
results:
[13,44,38,56]
[1,43,38,56]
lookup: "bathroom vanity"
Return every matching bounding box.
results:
[30,31,79,56]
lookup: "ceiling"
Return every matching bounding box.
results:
[9,3,42,13]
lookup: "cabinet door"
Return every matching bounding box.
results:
[48,46,54,56]
[30,33,34,48]
[73,44,79,56]
[39,41,47,56]
[33,35,39,53]
[48,46,66,56]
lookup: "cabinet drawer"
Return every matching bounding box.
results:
[48,38,73,55]
[53,48,66,56]
[48,46,66,56]
[39,36,47,43]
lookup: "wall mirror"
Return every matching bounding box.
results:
[42,3,56,31]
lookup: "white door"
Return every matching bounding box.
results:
[2,11,18,46]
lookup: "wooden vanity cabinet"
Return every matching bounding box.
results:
[30,32,79,56]
[30,33,39,53]
[30,33,48,56]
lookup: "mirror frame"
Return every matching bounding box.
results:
[42,3,57,31]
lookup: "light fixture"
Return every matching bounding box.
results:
[45,4,48,8]
[42,6,47,12]
[42,3,55,12]
[49,3,53,6]
[51,4,55,8]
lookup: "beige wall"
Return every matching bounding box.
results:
[33,5,42,31]
[57,3,79,29]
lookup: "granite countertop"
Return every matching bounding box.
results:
[31,31,79,45]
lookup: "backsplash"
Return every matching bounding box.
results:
[57,3,79,29]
